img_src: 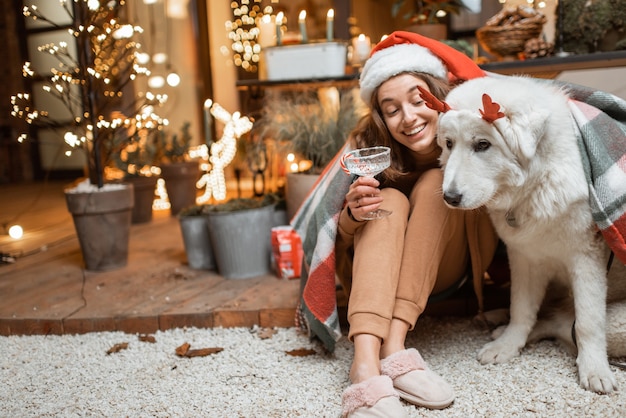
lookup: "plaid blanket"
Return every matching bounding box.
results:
[292,79,626,352]
[555,81,626,265]
[291,142,354,351]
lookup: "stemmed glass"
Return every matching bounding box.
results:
[341,146,392,220]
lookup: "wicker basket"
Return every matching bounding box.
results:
[476,18,546,59]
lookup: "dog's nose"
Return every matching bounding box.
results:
[443,192,463,207]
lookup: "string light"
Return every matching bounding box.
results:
[7,225,24,240]
[226,1,276,73]
[196,101,253,202]
[152,178,171,210]
[166,68,180,87]
[13,1,167,183]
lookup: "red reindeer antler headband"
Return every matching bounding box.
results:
[417,86,450,113]
[479,94,505,123]
[417,86,505,123]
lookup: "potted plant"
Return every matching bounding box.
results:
[177,194,284,279]
[157,122,201,216]
[391,0,468,39]
[177,204,216,270]
[11,1,167,271]
[110,114,163,224]
[253,87,366,219]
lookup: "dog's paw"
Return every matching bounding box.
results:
[477,340,520,364]
[578,358,618,393]
[491,325,507,339]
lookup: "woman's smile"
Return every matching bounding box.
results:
[403,123,426,137]
[378,74,440,154]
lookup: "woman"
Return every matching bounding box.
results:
[337,32,499,417]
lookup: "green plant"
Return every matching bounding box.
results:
[442,39,474,57]
[110,119,162,178]
[392,0,467,25]
[253,87,366,174]
[560,0,626,54]
[179,193,283,216]
[11,1,166,188]
[158,122,193,164]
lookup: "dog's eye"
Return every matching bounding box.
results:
[474,140,491,152]
[445,139,453,150]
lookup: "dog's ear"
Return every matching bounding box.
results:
[493,107,549,162]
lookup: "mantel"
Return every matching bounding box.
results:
[236,73,359,92]
[479,50,626,78]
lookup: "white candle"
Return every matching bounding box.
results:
[352,34,371,65]
[275,12,284,46]
[257,14,274,48]
[298,10,307,44]
[326,9,334,42]
[203,99,213,146]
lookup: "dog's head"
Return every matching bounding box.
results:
[419,78,551,210]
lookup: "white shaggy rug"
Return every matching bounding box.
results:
[1,316,625,417]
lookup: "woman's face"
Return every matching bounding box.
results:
[377,74,440,155]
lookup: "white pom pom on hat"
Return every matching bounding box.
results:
[359,31,486,105]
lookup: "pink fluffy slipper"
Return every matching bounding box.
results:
[341,375,407,418]
[380,348,455,409]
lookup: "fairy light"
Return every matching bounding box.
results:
[12,1,165,179]
[152,178,171,211]
[196,101,253,202]
[8,225,24,240]
[226,1,276,73]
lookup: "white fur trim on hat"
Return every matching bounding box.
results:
[359,43,447,105]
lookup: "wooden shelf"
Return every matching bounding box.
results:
[236,73,359,90]
[479,50,626,77]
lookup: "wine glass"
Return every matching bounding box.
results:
[342,146,392,220]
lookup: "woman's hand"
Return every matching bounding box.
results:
[346,176,383,221]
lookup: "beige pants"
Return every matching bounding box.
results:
[338,169,469,342]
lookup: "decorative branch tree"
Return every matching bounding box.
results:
[10,0,167,188]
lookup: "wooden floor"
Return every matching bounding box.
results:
[0,180,301,336]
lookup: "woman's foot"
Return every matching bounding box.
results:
[341,375,408,418]
[380,348,455,409]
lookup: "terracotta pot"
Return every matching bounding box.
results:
[159,161,200,216]
[125,176,158,224]
[406,23,448,41]
[285,172,319,221]
[65,182,134,271]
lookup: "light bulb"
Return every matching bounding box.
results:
[8,225,23,239]
[166,71,181,87]
[135,52,150,64]
[152,52,168,64]
[148,75,165,89]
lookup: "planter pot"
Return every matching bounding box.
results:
[125,176,158,224]
[207,204,275,279]
[406,23,448,41]
[159,161,200,216]
[178,214,216,270]
[286,172,319,220]
[65,182,134,271]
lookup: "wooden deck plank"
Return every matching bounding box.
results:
[212,275,299,328]
[0,263,86,319]
[0,181,303,336]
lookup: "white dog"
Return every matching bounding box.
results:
[422,76,621,393]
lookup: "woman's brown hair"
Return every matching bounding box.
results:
[350,72,452,182]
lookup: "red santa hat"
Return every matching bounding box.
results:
[359,31,485,105]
